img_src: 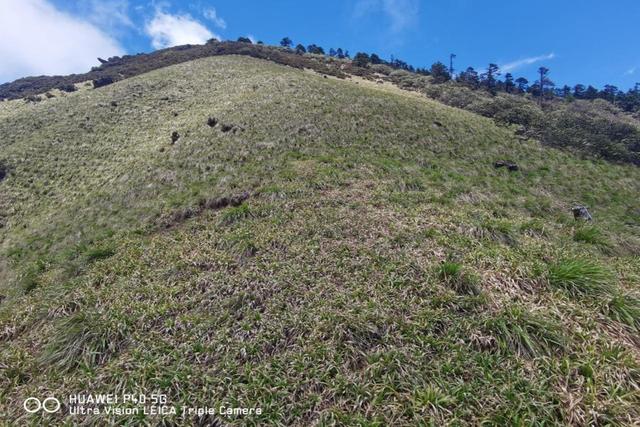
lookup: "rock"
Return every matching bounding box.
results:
[572,206,593,221]
[171,131,180,144]
[0,163,7,181]
[220,123,244,134]
[92,76,114,88]
[207,117,218,127]
[494,160,519,171]
[57,84,76,93]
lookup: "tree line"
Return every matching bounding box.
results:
[272,36,640,113]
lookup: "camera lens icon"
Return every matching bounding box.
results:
[23,397,61,413]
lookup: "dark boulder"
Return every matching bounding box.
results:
[57,84,77,93]
[92,76,114,88]
[207,117,218,127]
[171,131,180,143]
[494,160,519,171]
[572,206,593,221]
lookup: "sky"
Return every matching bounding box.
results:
[1,0,639,89]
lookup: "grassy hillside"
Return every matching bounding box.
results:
[1,55,639,425]
[3,40,639,166]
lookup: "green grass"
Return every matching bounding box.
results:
[548,259,615,297]
[603,294,640,330]
[574,226,607,245]
[484,306,566,358]
[220,203,252,225]
[39,312,129,372]
[0,55,639,425]
[85,247,116,262]
[438,261,482,296]
[439,261,462,279]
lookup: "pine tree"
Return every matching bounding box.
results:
[430,62,451,84]
[481,64,500,95]
[536,67,554,106]
[515,77,529,93]
[280,37,293,48]
[458,67,480,89]
[504,73,515,93]
[353,52,370,67]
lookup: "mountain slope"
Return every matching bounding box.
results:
[1,55,639,425]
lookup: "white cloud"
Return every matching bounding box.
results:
[354,0,419,33]
[145,10,217,49]
[0,0,124,83]
[203,7,226,29]
[87,0,134,31]
[625,67,636,76]
[500,53,556,73]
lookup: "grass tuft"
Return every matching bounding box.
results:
[548,258,614,297]
[85,247,116,262]
[439,261,462,279]
[485,306,566,358]
[438,262,482,296]
[39,312,129,372]
[574,226,607,245]
[220,203,252,225]
[602,294,640,330]
[411,386,456,413]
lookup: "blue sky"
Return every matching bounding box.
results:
[1,0,639,89]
